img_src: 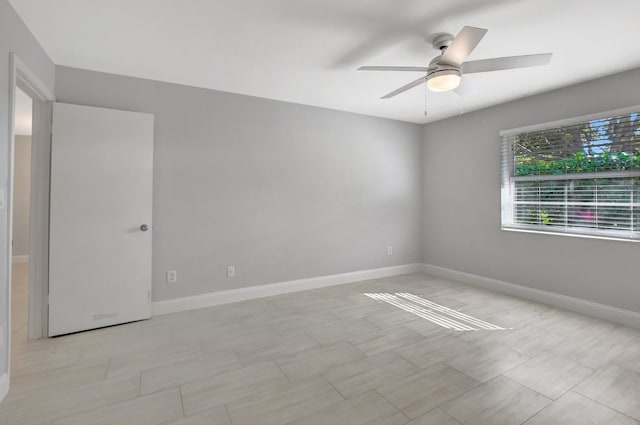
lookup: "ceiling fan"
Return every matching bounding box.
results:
[358,26,552,99]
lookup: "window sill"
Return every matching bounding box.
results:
[501,226,640,243]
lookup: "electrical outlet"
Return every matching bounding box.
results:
[166,270,177,283]
[387,246,393,256]
[227,266,235,278]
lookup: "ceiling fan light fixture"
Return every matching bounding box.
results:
[426,68,461,92]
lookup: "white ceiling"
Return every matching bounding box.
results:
[14,86,32,136]
[10,0,640,124]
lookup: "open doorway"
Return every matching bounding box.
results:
[11,86,32,347]
[7,53,55,350]
[1,53,54,401]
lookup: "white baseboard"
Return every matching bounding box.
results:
[152,263,423,316]
[0,373,8,402]
[422,263,640,329]
[12,255,28,263]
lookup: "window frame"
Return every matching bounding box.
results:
[500,105,640,242]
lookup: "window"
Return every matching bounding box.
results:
[501,108,640,241]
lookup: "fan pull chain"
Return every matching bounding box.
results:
[424,83,428,116]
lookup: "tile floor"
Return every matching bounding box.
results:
[2,271,640,425]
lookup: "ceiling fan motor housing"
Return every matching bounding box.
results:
[427,64,461,79]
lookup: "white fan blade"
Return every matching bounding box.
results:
[358,66,429,72]
[453,79,478,97]
[381,76,426,99]
[441,26,488,66]
[462,53,552,74]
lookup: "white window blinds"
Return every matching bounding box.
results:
[500,108,640,241]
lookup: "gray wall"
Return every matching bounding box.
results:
[12,136,31,257]
[55,66,423,301]
[422,67,640,313]
[0,0,54,383]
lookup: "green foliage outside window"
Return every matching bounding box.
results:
[515,151,640,176]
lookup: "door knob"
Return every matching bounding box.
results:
[140,224,149,232]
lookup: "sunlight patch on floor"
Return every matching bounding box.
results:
[364,292,509,331]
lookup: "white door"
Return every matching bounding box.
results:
[49,103,153,336]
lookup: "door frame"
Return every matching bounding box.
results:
[6,52,55,361]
